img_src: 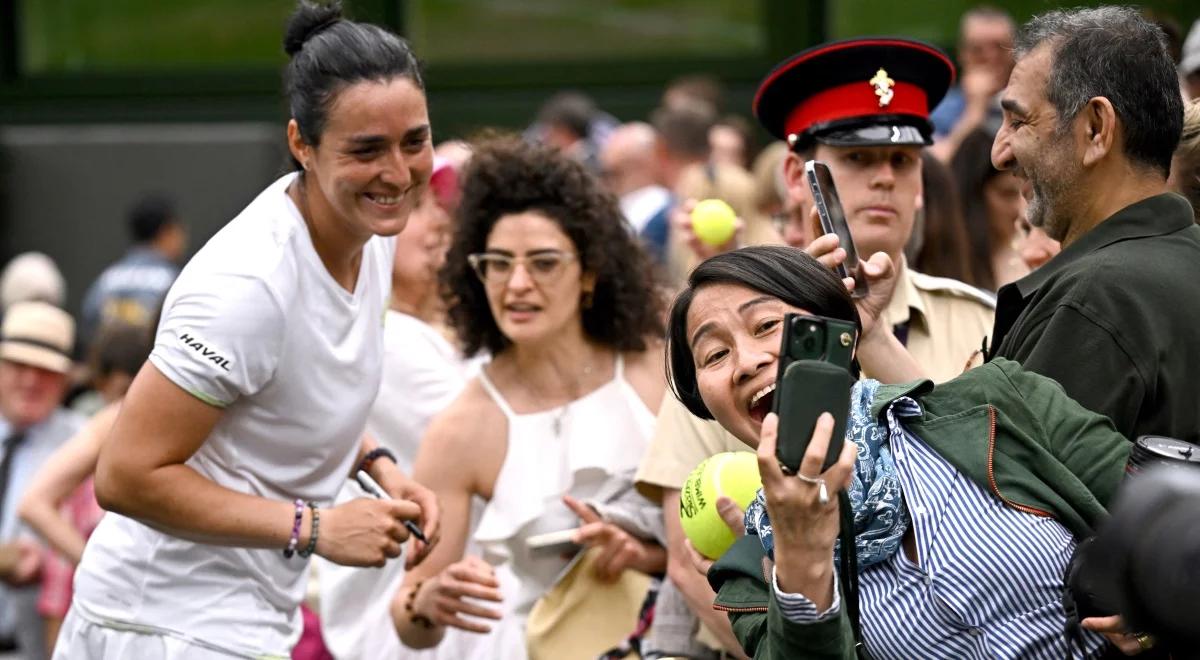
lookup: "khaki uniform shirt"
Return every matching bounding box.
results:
[876,265,996,383]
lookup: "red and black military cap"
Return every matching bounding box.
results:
[754,37,955,149]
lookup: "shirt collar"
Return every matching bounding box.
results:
[1012,193,1193,299]
[883,259,926,327]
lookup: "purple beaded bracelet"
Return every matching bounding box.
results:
[283,498,305,558]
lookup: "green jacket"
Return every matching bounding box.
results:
[707,358,1130,659]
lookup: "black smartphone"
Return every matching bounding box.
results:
[805,160,869,299]
[771,313,857,474]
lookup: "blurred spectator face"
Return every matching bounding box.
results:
[160,222,188,263]
[599,123,658,198]
[1015,217,1061,271]
[476,211,591,347]
[983,171,1026,233]
[992,45,1079,241]
[393,187,452,298]
[0,361,67,429]
[961,14,1015,79]
[709,124,747,170]
[786,144,922,260]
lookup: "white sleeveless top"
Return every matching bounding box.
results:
[473,354,655,657]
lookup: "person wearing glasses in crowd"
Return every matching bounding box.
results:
[394,137,667,658]
[54,4,439,658]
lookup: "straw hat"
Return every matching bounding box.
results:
[0,301,74,374]
[0,252,65,311]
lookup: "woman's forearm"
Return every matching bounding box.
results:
[774,549,836,612]
[97,462,303,551]
[19,500,87,564]
[856,328,926,384]
[392,581,448,649]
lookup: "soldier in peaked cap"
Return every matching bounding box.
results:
[634,38,998,659]
[759,36,995,382]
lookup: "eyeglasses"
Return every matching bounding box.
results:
[466,250,578,285]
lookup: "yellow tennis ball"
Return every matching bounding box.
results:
[679,451,762,560]
[690,199,737,247]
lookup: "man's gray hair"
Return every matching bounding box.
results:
[1015,6,1183,175]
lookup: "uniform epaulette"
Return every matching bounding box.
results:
[908,270,997,309]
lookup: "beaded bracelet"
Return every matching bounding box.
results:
[358,447,397,475]
[298,502,320,559]
[283,499,305,558]
[404,579,435,629]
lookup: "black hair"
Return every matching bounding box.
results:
[282,1,424,170]
[1016,7,1183,176]
[442,136,664,357]
[666,246,859,420]
[912,150,976,287]
[951,128,1010,289]
[537,92,596,141]
[127,193,178,243]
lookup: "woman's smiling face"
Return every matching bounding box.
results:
[686,282,811,446]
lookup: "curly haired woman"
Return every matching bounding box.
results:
[394,137,668,658]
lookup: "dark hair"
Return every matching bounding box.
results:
[441,136,664,357]
[282,1,423,169]
[1015,7,1183,175]
[537,92,596,141]
[950,128,1009,289]
[127,193,177,243]
[911,152,977,286]
[666,246,859,420]
[651,104,715,160]
[88,319,154,381]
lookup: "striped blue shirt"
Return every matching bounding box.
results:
[774,399,1107,658]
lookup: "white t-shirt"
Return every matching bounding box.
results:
[71,173,394,659]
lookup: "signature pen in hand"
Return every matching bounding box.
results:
[354,469,428,543]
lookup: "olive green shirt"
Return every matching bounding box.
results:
[990,193,1200,444]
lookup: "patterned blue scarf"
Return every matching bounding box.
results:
[744,379,914,568]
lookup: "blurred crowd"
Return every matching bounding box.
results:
[0,3,1198,660]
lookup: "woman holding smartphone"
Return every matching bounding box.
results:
[666,245,1148,658]
[54,3,439,658]
[394,137,666,658]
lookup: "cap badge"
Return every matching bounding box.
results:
[869,68,895,107]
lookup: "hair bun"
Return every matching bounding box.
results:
[283,1,343,57]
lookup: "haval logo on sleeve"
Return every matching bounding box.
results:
[179,332,233,372]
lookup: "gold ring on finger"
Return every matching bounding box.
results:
[1134,632,1155,650]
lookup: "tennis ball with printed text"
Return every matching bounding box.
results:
[690,199,737,247]
[679,451,762,560]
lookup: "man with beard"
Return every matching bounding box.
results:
[988,7,1200,444]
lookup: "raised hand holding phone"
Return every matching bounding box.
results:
[770,313,857,474]
[805,160,869,298]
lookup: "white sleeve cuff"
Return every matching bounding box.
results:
[772,566,841,623]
